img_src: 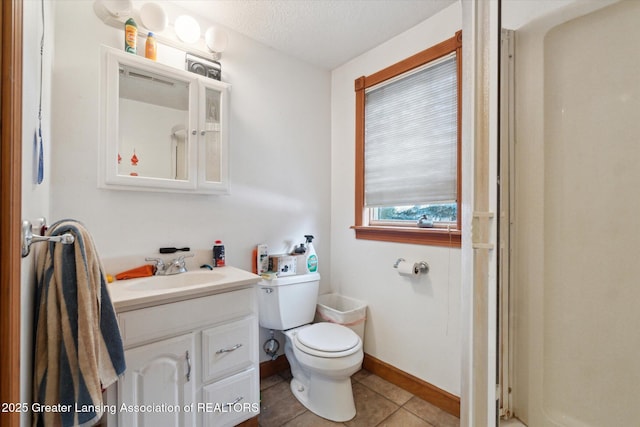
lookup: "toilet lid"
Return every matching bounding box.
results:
[296,322,359,352]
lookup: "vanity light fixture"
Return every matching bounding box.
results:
[93,0,133,23]
[205,26,229,60]
[93,1,228,62]
[175,15,201,44]
[139,2,168,33]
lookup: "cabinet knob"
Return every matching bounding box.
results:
[191,129,197,135]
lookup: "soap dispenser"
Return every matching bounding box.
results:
[304,235,318,273]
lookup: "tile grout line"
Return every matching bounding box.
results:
[352,375,415,427]
[371,405,403,427]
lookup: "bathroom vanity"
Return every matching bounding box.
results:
[104,267,261,427]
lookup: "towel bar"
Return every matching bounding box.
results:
[21,219,74,258]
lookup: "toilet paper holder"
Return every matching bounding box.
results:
[393,258,429,275]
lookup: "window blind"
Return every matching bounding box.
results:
[364,53,457,208]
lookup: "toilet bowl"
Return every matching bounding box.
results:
[257,273,364,421]
[284,323,363,422]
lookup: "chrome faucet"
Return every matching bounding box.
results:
[145,254,194,276]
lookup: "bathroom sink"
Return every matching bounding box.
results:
[107,266,261,311]
[122,271,225,291]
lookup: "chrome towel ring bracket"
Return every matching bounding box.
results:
[21,218,74,258]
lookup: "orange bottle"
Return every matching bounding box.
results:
[145,32,157,61]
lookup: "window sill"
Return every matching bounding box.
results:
[351,225,461,247]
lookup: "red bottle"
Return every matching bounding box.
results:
[213,240,225,267]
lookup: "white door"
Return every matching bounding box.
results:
[118,333,196,427]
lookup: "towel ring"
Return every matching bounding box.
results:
[21,219,74,258]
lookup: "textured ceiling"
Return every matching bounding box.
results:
[173,0,456,69]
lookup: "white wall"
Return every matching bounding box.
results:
[21,0,466,411]
[46,1,331,365]
[20,1,55,425]
[48,1,331,276]
[330,3,462,396]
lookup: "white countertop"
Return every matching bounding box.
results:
[107,266,261,312]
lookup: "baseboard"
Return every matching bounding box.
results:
[259,355,290,379]
[362,353,460,417]
[258,353,459,417]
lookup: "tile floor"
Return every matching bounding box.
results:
[258,369,460,427]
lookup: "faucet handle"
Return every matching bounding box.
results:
[145,257,165,268]
[169,253,193,274]
[176,253,195,262]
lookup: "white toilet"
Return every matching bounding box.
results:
[258,273,363,422]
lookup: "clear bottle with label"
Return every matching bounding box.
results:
[145,32,157,61]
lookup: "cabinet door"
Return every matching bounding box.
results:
[197,79,230,193]
[118,333,196,427]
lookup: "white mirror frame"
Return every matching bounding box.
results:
[99,46,230,194]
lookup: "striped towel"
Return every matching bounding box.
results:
[33,220,126,427]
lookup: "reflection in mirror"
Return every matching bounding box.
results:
[118,64,189,180]
[171,124,188,180]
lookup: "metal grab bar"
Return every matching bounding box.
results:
[21,219,74,258]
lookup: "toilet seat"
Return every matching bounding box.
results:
[294,323,361,358]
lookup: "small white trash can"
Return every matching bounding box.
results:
[315,293,367,343]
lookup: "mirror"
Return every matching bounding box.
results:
[100,46,230,194]
[201,87,222,183]
[118,64,190,180]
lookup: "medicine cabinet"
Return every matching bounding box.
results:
[99,46,230,194]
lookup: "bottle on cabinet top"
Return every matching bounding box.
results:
[124,18,137,54]
[145,32,157,61]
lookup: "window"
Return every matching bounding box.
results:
[353,31,461,247]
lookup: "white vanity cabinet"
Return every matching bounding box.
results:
[100,46,230,194]
[108,287,259,427]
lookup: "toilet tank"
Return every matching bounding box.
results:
[258,273,320,330]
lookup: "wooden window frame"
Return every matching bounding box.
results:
[353,31,462,248]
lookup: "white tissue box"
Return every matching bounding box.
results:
[268,254,297,277]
